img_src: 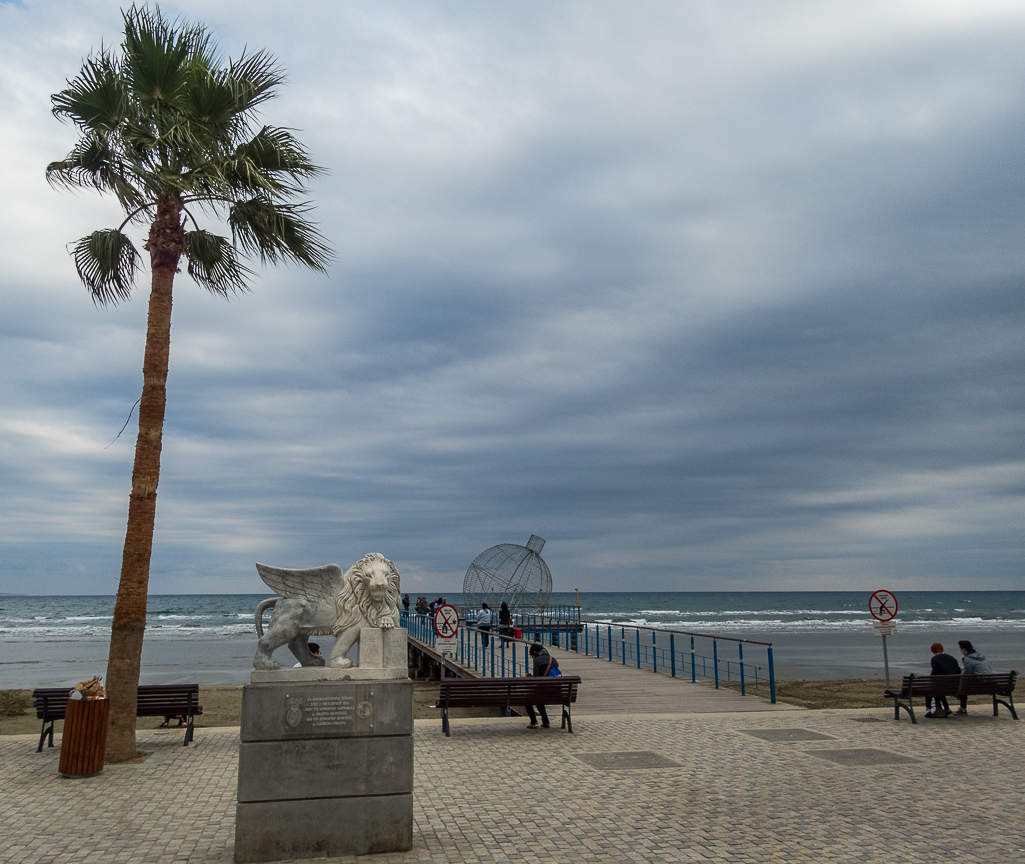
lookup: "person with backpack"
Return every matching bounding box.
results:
[525,642,560,729]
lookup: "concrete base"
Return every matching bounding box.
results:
[235,678,413,863]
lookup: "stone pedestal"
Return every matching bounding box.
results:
[250,628,410,684]
[234,678,413,863]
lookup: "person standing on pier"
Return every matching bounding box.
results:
[498,602,513,639]
[525,643,559,729]
[477,603,493,648]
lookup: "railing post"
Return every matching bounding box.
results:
[768,646,776,704]
[635,628,641,669]
[608,625,613,662]
[652,629,657,673]
[738,642,745,696]
[670,633,676,677]
[713,639,719,689]
[621,627,626,666]
[584,622,589,657]
[691,636,696,682]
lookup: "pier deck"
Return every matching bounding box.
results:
[409,635,799,714]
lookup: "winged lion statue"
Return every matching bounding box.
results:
[252,552,401,670]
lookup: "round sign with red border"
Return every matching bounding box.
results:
[869,590,898,622]
[433,604,460,638]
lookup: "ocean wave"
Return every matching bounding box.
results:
[584,617,1025,633]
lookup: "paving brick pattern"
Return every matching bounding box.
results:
[2,708,1022,863]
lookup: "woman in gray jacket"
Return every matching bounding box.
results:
[955,640,994,714]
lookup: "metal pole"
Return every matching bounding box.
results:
[670,633,676,678]
[882,634,892,704]
[652,629,657,673]
[768,646,776,703]
[738,642,745,696]
[713,639,719,689]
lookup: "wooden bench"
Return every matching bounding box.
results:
[33,684,202,752]
[884,672,1017,724]
[438,676,581,737]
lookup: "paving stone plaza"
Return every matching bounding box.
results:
[2,703,1022,863]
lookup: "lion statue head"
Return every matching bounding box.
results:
[333,552,401,633]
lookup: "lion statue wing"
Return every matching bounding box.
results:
[255,562,344,602]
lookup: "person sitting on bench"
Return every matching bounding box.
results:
[526,643,559,729]
[955,640,993,714]
[923,642,960,718]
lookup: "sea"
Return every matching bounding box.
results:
[1,591,1023,689]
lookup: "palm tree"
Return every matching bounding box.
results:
[47,5,332,762]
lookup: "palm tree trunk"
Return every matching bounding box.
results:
[104,196,182,763]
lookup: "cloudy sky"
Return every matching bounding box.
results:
[1,0,1023,595]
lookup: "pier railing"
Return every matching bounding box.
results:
[402,611,776,703]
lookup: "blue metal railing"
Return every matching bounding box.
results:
[401,611,775,702]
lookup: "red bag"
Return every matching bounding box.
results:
[514,628,522,639]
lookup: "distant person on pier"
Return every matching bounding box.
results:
[923,643,959,718]
[525,643,560,729]
[955,640,993,714]
[402,594,410,613]
[477,603,492,648]
[498,601,513,639]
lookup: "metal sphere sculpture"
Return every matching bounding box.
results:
[463,535,552,614]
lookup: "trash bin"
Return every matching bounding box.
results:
[58,697,109,777]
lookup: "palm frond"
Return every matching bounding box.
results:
[227,49,284,113]
[47,136,150,211]
[229,198,333,272]
[122,4,211,114]
[71,229,141,304]
[184,126,322,199]
[51,51,128,133]
[184,229,253,294]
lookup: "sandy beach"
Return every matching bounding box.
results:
[2,676,1007,738]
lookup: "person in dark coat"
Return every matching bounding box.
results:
[525,643,559,729]
[498,601,513,639]
[923,642,960,718]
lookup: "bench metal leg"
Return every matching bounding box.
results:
[37,719,54,753]
[994,695,1018,720]
[892,699,916,724]
[184,717,195,746]
[561,704,572,733]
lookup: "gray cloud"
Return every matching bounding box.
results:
[1,0,1024,594]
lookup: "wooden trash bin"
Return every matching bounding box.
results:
[58,697,109,777]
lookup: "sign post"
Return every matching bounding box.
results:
[433,604,460,658]
[869,590,898,699]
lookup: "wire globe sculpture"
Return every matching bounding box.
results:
[463,535,552,614]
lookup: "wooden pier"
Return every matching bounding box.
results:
[407,634,799,715]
